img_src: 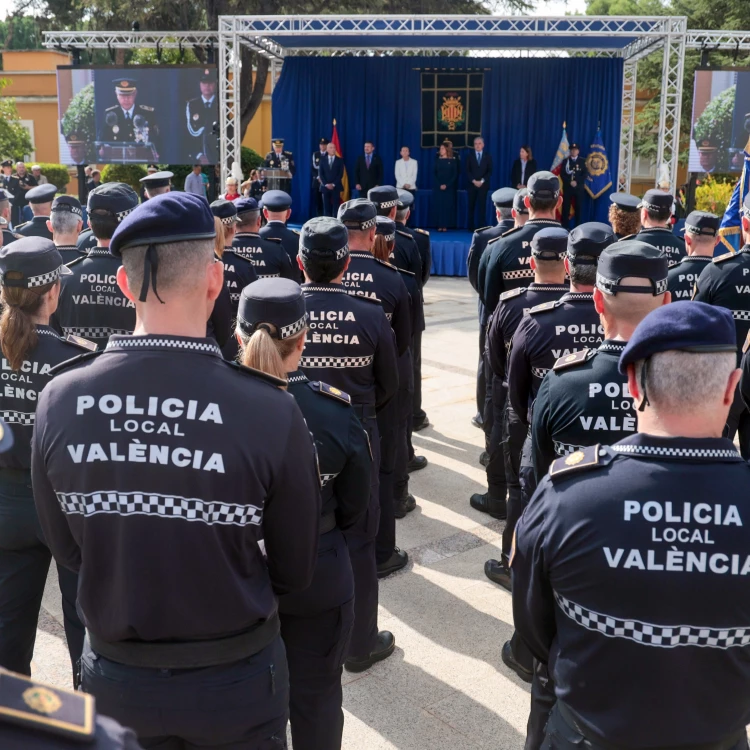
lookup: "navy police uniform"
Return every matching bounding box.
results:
[76,228,97,254]
[32,192,322,748]
[514,303,750,750]
[15,184,56,240]
[636,190,686,267]
[0,189,21,245]
[312,140,328,216]
[264,140,296,194]
[185,69,218,164]
[138,170,172,200]
[102,77,160,151]
[259,190,302,276]
[559,146,587,229]
[50,196,85,265]
[667,211,719,300]
[1,163,23,226]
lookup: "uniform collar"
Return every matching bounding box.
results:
[35,324,65,340]
[88,248,112,257]
[639,226,673,235]
[528,282,569,292]
[301,282,348,294]
[559,292,593,302]
[349,251,375,259]
[597,339,627,354]
[265,220,285,226]
[55,244,79,251]
[526,219,561,227]
[612,433,742,463]
[287,369,308,384]
[32,215,50,222]
[680,254,712,264]
[105,334,223,358]
[235,232,260,238]
[739,245,750,255]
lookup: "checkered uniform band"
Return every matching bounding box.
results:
[373,199,398,209]
[116,207,135,223]
[220,216,238,226]
[320,472,339,488]
[380,232,395,242]
[596,273,668,296]
[502,269,534,280]
[64,326,130,339]
[104,337,222,356]
[598,342,627,353]
[611,444,739,459]
[300,355,373,368]
[532,367,549,379]
[0,409,35,426]
[685,224,716,237]
[300,243,349,261]
[553,440,584,456]
[344,217,378,230]
[12,265,68,289]
[52,204,83,217]
[641,200,661,212]
[732,310,750,321]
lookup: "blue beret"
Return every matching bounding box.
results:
[259,190,292,212]
[26,184,57,204]
[235,197,260,218]
[237,278,307,341]
[109,192,215,257]
[610,193,640,213]
[51,195,82,217]
[685,210,719,237]
[376,216,396,241]
[527,171,560,200]
[299,217,349,262]
[531,227,568,259]
[0,237,72,289]
[139,171,174,189]
[619,301,736,374]
[491,187,517,208]
[514,188,529,214]
[367,185,399,208]
[396,189,414,209]
[210,199,238,226]
[87,182,139,219]
[596,240,668,296]
[567,222,616,263]
[638,189,673,213]
[338,199,377,230]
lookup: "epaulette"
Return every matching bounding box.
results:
[265,237,282,244]
[223,359,287,387]
[49,350,103,376]
[500,287,526,301]
[713,251,736,263]
[744,330,750,355]
[415,228,430,236]
[474,225,492,233]
[501,226,523,238]
[64,334,98,352]
[0,670,95,741]
[549,444,613,480]
[618,233,636,242]
[138,104,155,112]
[397,267,416,276]
[65,254,87,268]
[14,222,28,232]
[552,348,595,371]
[307,380,352,405]
[375,258,399,272]
[105,104,118,111]
[529,300,558,315]
[396,229,415,241]
[348,290,383,305]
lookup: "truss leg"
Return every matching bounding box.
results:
[618,60,637,193]
[219,18,241,185]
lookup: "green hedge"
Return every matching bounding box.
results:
[101,163,148,192]
[26,163,70,192]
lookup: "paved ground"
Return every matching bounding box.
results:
[33,276,530,749]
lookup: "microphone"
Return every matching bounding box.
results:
[133,114,145,129]
[105,111,117,127]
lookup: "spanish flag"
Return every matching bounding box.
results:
[331,119,350,203]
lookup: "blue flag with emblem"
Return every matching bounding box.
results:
[584,127,612,200]
[718,150,750,254]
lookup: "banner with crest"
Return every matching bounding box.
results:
[421,71,484,149]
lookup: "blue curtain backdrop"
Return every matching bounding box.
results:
[272,56,623,225]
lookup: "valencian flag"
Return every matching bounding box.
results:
[585,127,612,200]
[331,119,350,203]
[551,124,571,221]
[719,149,750,254]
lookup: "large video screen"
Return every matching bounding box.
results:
[689,69,750,174]
[56,65,219,166]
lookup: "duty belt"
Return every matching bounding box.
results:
[352,404,377,420]
[88,613,280,669]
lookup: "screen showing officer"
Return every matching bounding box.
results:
[259,189,302,277]
[667,210,720,300]
[32,191,322,747]
[237,277,371,750]
[100,77,161,154]
[185,68,218,165]
[15,184,57,239]
[49,195,85,265]
[636,188,686,267]
[513,301,750,750]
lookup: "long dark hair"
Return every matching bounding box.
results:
[0,282,54,371]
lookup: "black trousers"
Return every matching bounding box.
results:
[501,405,528,561]
[394,351,414,502]
[561,188,584,229]
[321,189,340,217]
[0,471,84,679]
[486,375,508,500]
[412,330,426,422]
[82,636,289,750]
[375,398,398,565]
[279,528,355,750]
[526,661,556,750]
[477,319,487,417]
[467,183,489,231]
[725,386,750,460]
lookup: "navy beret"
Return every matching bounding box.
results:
[0,237,72,289]
[596,240,669,296]
[210,199,238,226]
[109,192,216,258]
[26,184,57,204]
[338,199,377,230]
[610,193,640,213]
[619,301,736,374]
[51,195,82,217]
[139,171,173,189]
[514,188,529,214]
[567,222,616,264]
[299,216,349,262]
[367,185,399,208]
[685,210,719,237]
[531,227,568,259]
[235,196,259,218]
[396,189,414,210]
[376,216,396,242]
[527,171,560,200]
[237,278,307,341]
[259,190,292,212]
[492,187,517,208]
[87,182,139,220]
[639,189,673,213]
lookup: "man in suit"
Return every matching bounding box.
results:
[560,142,587,229]
[318,141,345,217]
[467,136,492,231]
[354,142,383,197]
[311,138,328,216]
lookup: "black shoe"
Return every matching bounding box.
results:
[407,455,428,472]
[502,640,533,683]
[394,493,417,519]
[377,548,408,578]
[413,416,430,431]
[470,492,507,520]
[345,631,396,673]
[484,558,511,591]
[479,451,489,467]
[471,414,484,429]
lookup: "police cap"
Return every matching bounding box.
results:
[514,188,529,214]
[139,170,174,189]
[610,193,640,213]
[0,237,72,289]
[596,240,668,297]
[26,184,57,205]
[51,195,83,217]
[567,222,616,264]
[570,143,580,151]
[319,138,329,146]
[259,190,292,212]
[113,76,137,92]
[0,160,12,168]
[237,278,307,341]
[638,189,673,214]
[527,171,560,200]
[87,182,139,222]
[619,301,736,374]
[685,210,720,237]
[397,189,414,210]
[0,189,14,206]
[210,198,238,226]
[531,227,568,260]
[272,139,284,147]
[337,198,377,230]
[235,196,260,220]
[376,215,396,242]
[199,68,213,82]
[146,164,158,173]
[299,216,349,262]
[491,187,517,209]
[367,185,399,209]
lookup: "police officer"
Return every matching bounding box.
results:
[608,192,641,239]
[667,210,720,300]
[0,160,21,226]
[395,189,431,289]
[368,186,422,280]
[513,301,750,750]
[560,143,587,229]
[236,278,370,750]
[138,170,173,201]
[232,196,296,280]
[296,216,399,674]
[636,188,686,266]
[55,183,138,349]
[48,195,85,265]
[102,77,160,150]
[264,139,296,194]
[259,189,301,274]
[16,184,57,239]
[312,138,328,216]
[32,192,321,747]
[0,238,87,679]
[185,68,218,164]
[0,190,20,245]
[694,191,750,458]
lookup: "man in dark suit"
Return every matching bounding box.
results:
[560,142,588,229]
[354,142,383,197]
[311,138,328,216]
[318,141,345,217]
[466,136,493,231]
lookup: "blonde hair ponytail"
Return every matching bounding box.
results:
[241,325,287,381]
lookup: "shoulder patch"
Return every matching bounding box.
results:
[64,334,98,352]
[744,330,750,355]
[500,286,525,301]
[375,258,399,272]
[549,444,613,480]
[553,348,594,371]
[49,350,103,376]
[307,380,352,405]
[529,300,558,315]
[138,104,155,112]
[713,251,736,264]
[416,228,430,236]
[224,359,287,387]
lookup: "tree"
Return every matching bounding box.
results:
[0,78,34,160]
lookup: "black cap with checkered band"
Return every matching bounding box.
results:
[596,240,668,297]
[0,237,72,289]
[87,182,139,223]
[237,277,307,340]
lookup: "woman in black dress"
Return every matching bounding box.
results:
[510,145,538,188]
[432,141,458,231]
